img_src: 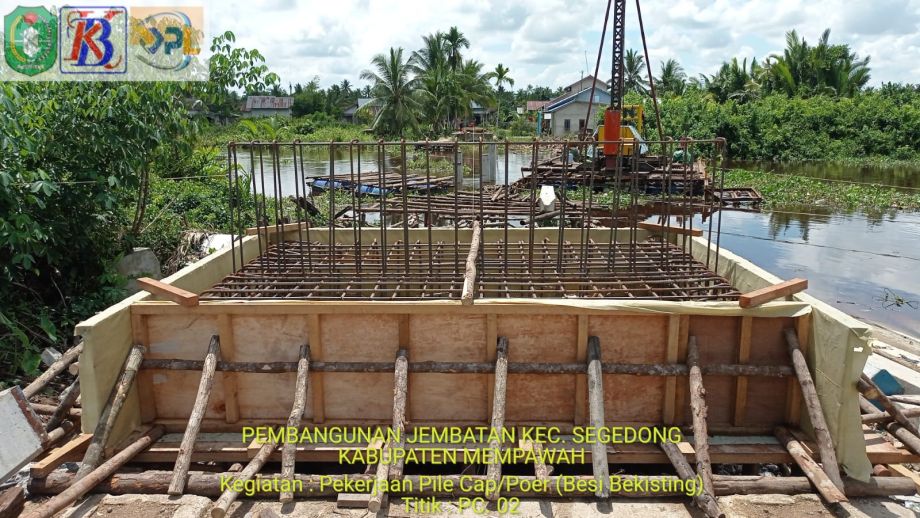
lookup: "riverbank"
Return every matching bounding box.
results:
[722,169,920,213]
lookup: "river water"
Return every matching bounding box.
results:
[234,148,920,338]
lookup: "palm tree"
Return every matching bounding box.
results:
[339,79,351,95]
[360,47,420,136]
[764,28,870,97]
[410,32,447,75]
[623,49,649,95]
[656,59,686,96]
[492,63,514,125]
[443,26,470,71]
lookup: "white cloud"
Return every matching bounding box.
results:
[87,0,920,88]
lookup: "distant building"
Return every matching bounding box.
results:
[469,101,495,126]
[543,87,611,137]
[523,100,549,112]
[343,97,377,124]
[241,96,293,118]
[550,76,608,104]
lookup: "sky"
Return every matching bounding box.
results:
[11,0,920,89]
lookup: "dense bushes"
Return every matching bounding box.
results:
[628,88,920,161]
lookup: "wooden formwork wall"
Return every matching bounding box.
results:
[128,302,808,432]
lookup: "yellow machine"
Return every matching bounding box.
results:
[597,104,643,155]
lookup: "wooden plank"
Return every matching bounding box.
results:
[575,315,588,426]
[675,315,690,426]
[733,316,753,426]
[663,315,680,425]
[308,314,325,423]
[136,277,199,307]
[739,279,808,308]
[131,314,157,423]
[30,434,92,478]
[637,222,703,237]
[217,314,240,424]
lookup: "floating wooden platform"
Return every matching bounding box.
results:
[709,187,764,206]
[308,171,453,196]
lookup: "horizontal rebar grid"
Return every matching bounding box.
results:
[202,239,738,301]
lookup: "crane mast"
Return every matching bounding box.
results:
[604,0,627,159]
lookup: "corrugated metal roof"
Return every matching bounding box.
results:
[243,96,294,111]
[544,88,610,112]
[526,100,549,111]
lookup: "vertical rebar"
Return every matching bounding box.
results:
[291,141,305,276]
[298,142,312,270]
[401,139,409,272]
[424,140,433,274]
[378,140,387,274]
[503,139,509,274]
[355,141,362,273]
[328,143,336,275]
[557,141,569,273]
[527,139,538,273]
[227,143,237,273]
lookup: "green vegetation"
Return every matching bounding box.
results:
[200,114,373,147]
[722,169,920,213]
[0,31,283,379]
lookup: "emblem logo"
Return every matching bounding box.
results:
[59,6,127,74]
[130,8,201,71]
[4,6,57,76]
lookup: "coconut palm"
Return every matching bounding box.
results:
[623,49,649,95]
[764,28,870,97]
[360,47,420,136]
[492,63,514,124]
[443,26,470,71]
[656,59,686,96]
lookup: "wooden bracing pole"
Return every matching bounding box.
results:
[461,220,481,305]
[169,336,221,495]
[211,437,277,518]
[774,426,846,503]
[280,343,311,503]
[76,344,146,481]
[659,441,723,518]
[23,426,164,518]
[368,348,409,513]
[784,328,844,492]
[859,395,920,456]
[23,342,83,399]
[45,378,80,432]
[485,337,509,501]
[858,374,920,438]
[687,336,714,498]
[586,336,610,498]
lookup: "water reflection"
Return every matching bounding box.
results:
[726,160,920,189]
[696,209,920,337]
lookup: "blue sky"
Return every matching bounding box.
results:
[13,0,919,89]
